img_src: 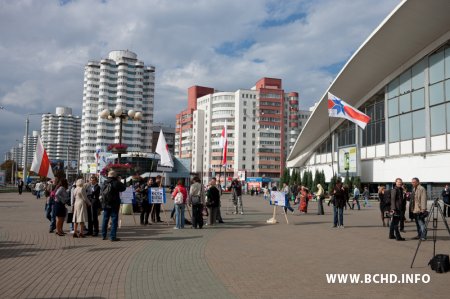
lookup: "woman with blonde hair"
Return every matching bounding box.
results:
[316,184,325,215]
[72,179,91,238]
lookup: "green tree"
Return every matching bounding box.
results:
[353,176,361,190]
[328,174,338,193]
[313,170,319,191]
[289,169,296,185]
[344,171,350,188]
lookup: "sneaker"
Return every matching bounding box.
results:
[69,230,74,234]
[110,238,120,242]
[412,236,420,240]
[420,238,427,241]
[240,212,244,215]
[173,227,179,229]
[340,225,345,228]
[331,225,337,228]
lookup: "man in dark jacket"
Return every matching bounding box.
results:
[87,175,101,236]
[442,184,450,217]
[151,175,163,222]
[332,179,346,228]
[389,178,406,241]
[101,170,126,241]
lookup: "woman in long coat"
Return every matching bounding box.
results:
[72,179,91,238]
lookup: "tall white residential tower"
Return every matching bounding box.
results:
[41,107,81,163]
[80,50,155,167]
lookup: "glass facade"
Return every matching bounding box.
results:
[386,44,450,144]
[361,94,385,146]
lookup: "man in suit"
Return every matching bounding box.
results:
[389,178,406,241]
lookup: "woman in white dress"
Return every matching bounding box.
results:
[72,179,91,238]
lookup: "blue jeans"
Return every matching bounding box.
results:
[46,200,56,231]
[102,208,119,240]
[175,204,185,229]
[364,196,371,207]
[333,206,344,226]
[414,214,427,239]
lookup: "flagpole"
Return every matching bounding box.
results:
[328,116,336,178]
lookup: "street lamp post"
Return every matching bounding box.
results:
[99,106,142,164]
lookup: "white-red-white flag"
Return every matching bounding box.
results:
[156,129,174,167]
[219,121,228,166]
[30,136,55,179]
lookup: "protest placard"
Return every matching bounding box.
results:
[149,188,166,204]
[120,186,134,204]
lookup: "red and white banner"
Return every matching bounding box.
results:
[219,121,228,166]
[30,136,55,179]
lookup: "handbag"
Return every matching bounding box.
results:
[191,195,201,205]
[66,212,73,223]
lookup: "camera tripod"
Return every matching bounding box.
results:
[411,198,450,268]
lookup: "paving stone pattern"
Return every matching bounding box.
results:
[0,192,448,299]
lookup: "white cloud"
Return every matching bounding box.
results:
[0,0,401,157]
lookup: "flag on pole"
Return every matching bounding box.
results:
[219,121,228,166]
[30,136,55,179]
[328,92,371,129]
[156,129,174,167]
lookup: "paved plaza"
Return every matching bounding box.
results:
[0,192,449,299]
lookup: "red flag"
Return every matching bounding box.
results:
[219,121,227,166]
[30,136,55,179]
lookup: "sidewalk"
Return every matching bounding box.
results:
[0,192,448,298]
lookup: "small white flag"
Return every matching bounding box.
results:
[156,129,174,167]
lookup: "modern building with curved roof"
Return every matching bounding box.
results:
[287,0,450,192]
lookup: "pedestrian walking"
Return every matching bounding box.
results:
[18,179,24,195]
[352,186,361,210]
[231,179,244,214]
[362,186,371,207]
[282,182,294,214]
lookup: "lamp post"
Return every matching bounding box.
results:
[99,106,143,164]
[23,112,49,186]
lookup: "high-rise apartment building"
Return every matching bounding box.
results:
[41,107,81,163]
[80,50,155,167]
[22,131,40,168]
[177,78,300,183]
[175,86,214,159]
[4,144,23,165]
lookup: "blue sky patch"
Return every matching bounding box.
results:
[215,39,256,57]
[260,12,307,28]
[320,61,347,74]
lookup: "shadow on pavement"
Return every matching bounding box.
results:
[0,240,54,259]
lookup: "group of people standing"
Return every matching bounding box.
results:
[44,171,125,241]
[377,177,429,241]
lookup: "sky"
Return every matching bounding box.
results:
[0,0,402,159]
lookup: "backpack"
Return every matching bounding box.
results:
[101,182,114,206]
[174,188,184,204]
[429,254,450,273]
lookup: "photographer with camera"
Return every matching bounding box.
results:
[389,178,406,241]
[411,177,428,241]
